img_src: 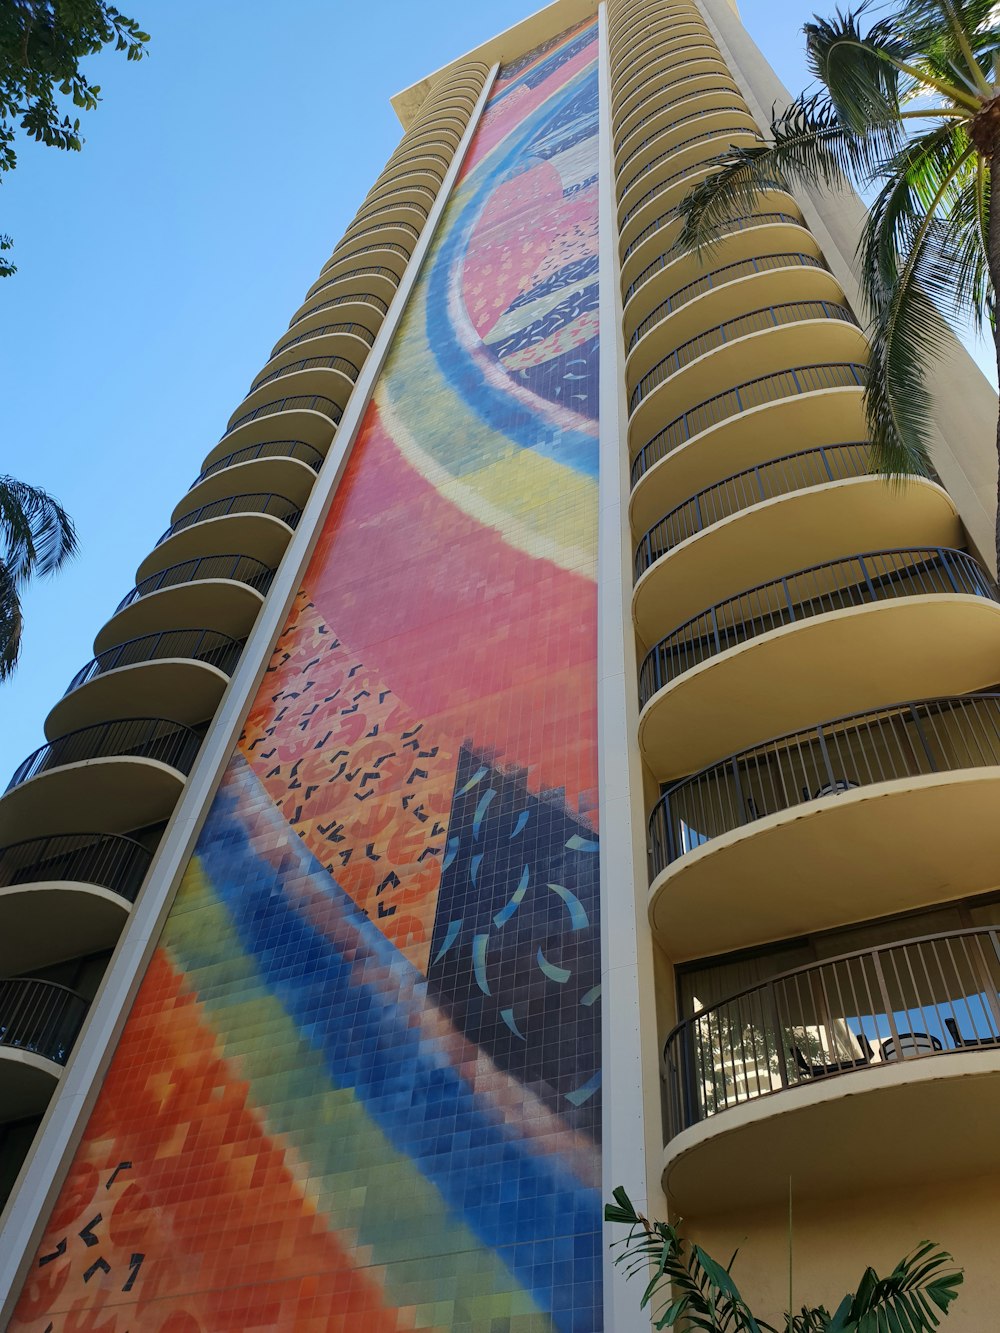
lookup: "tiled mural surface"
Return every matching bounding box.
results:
[13,20,602,1331]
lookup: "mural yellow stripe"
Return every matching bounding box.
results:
[377,385,597,576]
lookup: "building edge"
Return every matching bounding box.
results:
[597,6,666,1329]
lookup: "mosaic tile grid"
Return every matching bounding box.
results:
[12,19,602,1331]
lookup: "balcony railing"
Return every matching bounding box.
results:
[617,103,750,175]
[224,393,344,437]
[623,202,797,267]
[383,146,450,175]
[634,442,873,576]
[639,547,996,705]
[648,693,1000,874]
[630,362,868,488]
[7,717,202,792]
[329,221,420,256]
[620,126,747,228]
[610,47,730,121]
[115,554,274,613]
[629,300,857,411]
[0,833,151,902]
[614,75,744,154]
[349,192,430,229]
[307,264,399,304]
[619,123,760,200]
[664,926,1000,1136]
[628,251,825,338]
[612,4,707,56]
[189,440,324,491]
[155,493,301,547]
[0,978,89,1067]
[64,628,245,694]
[249,353,360,395]
[320,241,411,276]
[269,320,376,363]
[287,290,388,331]
[614,48,728,121]
[610,0,697,42]
[611,27,713,97]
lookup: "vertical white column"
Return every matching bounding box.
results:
[0,62,499,1322]
[597,6,664,1330]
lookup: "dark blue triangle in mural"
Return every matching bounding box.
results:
[427,745,602,1137]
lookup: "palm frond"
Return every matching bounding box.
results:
[676,95,898,253]
[857,120,972,302]
[0,475,78,583]
[0,559,23,682]
[861,138,977,478]
[894,0,995,93]
[805,7,909,132]
[827,1241,963,1331]
[605,1189,772,1332]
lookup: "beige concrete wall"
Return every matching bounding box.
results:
[686,1173,1000,1331]
[697,0,1000,574]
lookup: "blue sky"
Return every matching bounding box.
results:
[0,0,995,778]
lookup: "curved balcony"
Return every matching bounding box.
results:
[621,199,804,295]
[345,195,430,241]
[625,243,829,359]
[610,0,697,40]
[292,264,399,327]
[628,305,866,453]
[630,363,869,527]
[617,127,760,230]
[612,45,729,121]
[214,392,342,456]
[310,242,412,294]
[631,301,854,414]
[639,546,1000,779]
[358,181,436,221]
[266,320,375,373]
[380,144,450,181]
[613,45,727,118]
[47,628,244,737]
[328,220,420,259]
[0,718,201,841]
[612,1,702,47]
[618,120,759,208]
[233,359,357,434]
[0,979,89,1119]
[138,492,300,582]
[661,927,1000,1213]
[609,12,708,59]
[648,694,1000,959]
[185,440,323,511]
[366,162,444,199]
[610,26,713,99]
[614,56,733,143]
[632,444,961,633]
[284,289,388,341]
[616,101,752,182]
[614,75,746,160]
[0,834,151,974]
[97,553,273,654]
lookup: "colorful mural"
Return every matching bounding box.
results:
[13,19,602,1332]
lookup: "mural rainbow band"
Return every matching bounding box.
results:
[13,19,603,1332]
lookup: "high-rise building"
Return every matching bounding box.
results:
[1,0,998,1327]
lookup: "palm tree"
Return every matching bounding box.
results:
[0,476,77,680]
[605,1187,963,1331]
[672,0,1000,567]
